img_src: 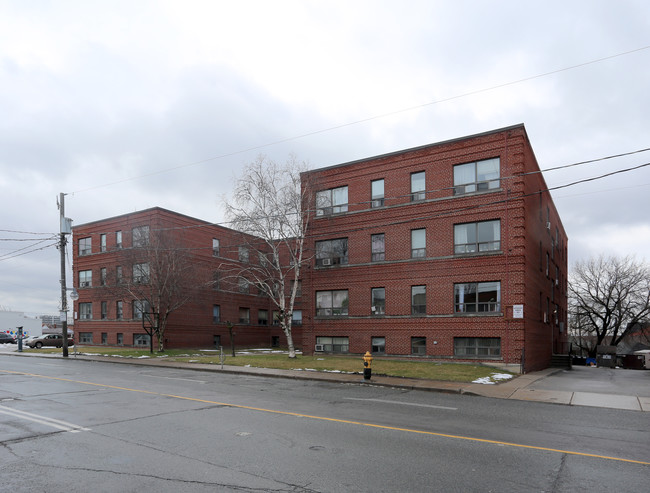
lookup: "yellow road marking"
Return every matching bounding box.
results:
[3,369,649,466]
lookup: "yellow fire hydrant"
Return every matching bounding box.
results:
[363,351,373,380]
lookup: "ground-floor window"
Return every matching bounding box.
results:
[79,332,93,344]
[271,336,280,347]
[411,336,426,355]
[134,334,150,347]
[213,335,221,348]
[101,332,107,344]
[117,333,123,345]
[372,337,385,354]
[454,337,501,357]
[316,336,349,353]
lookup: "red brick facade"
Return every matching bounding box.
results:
[72,208,303,350]
[300,124,568,372]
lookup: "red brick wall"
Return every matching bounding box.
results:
[301,125,567,372]
[72,208,303,350]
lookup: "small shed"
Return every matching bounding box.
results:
[596,345,617,368]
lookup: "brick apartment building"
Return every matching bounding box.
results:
[300,124,568,372]
[72,124,567,372]
[72,208,303,350]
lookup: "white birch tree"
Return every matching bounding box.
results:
[224,155,312,358]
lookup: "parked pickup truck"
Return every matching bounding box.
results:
[27,334,75,349]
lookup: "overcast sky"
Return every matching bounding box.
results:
[1,0,649,316]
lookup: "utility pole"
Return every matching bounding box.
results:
[58,193,72,358]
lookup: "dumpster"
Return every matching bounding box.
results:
[621,354,646,370]
[596,345,617,368]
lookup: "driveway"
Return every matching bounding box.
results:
[509,365,650,411]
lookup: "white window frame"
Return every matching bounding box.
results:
[316,186,348,216]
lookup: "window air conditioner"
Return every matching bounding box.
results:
[321,258,332,266]
[81,281,90,287]
[546,222,551,230]
[372,199,384,208]
[315,344,324,352]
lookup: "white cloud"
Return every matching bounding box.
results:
[1,0,649,314]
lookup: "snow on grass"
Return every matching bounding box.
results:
[472,373,514,385]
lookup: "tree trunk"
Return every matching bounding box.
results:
[282,323,296,358]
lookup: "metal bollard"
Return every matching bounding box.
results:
[363,351,373,380]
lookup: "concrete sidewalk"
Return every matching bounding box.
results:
[4,351,649,412]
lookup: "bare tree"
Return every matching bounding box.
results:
[569,255,650,357]
[223,155,312,358]
[111,226,202,352]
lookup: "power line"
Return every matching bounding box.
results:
[70,44,650,195]
[67,159,650,248]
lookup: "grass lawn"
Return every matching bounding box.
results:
[20,346,514,383]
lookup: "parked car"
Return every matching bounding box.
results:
[0,333,17,344]
[26,334,74,349]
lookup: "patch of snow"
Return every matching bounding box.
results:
[472,377,496,385]
[473,373,514,385]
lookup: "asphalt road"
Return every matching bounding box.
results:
[1,356,648,492]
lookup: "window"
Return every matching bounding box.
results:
[133,263,150,284]
[291,280,302,297]
[292,310,302,326]
[239,246,249,263]
[132,226,149,247]
[101,332,107,344]
[371,233,385,261]
[454,282,501,313]
[79,237,91,256]
[371,179,385,207]
[100,234,107,252]
[116,230,122,249]
[212,238,220,256]
[79,270,92,288]
[213,335,221,348]
[79,302,92,320]
[238,277,249,293]
[411,337,426,355]
[371,287,385,315]
[411,286,426,315]
[116,266,123,284]
[79,332,93,344]
[134,334,150,347]
[316,336,349,353]
[101,301,107,320]
[316,186,348,216]
[454,337,501,357]
[411,229,426,258]
[411,171,425,201]
[454,220,501,254]
[212,305,220,323]
[316,238,348,266]
[372,337,386,354]
[453,157,500,195]
[100,267,107,286]
[212,271,220,290]
[239,307,250,324]
[546,252,550,277]
[316,290,349,316]
[116,301,123,320]
[117,333,123,345]
[258,309,268,326]
[272,311,280,325]
[133,300,150,320]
